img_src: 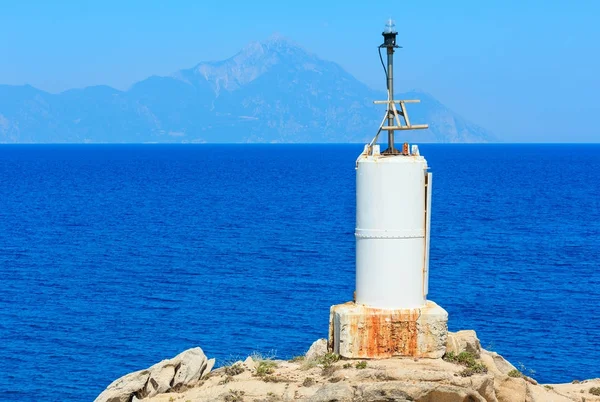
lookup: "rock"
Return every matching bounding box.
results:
[468,374,498,402]
[242,356,255,370]
[143,363,175,398]
[417,384,488,402]
[171,348,213,390]
[526,382,572,402]
[494,376,528,402]
[417,302,450,359]
[546,378,600,402]
[390,381,485,402]
[305,338,327,361]
[206,359,216,375]
[308,382,355,401]
[446,330,482,358]
[480,350,517,376]
[355,381,489,402]
[94,370,150,402]
[525,376,538,385]
[355,382,415,401]
[96,337,596,402]
[95,347,213,402]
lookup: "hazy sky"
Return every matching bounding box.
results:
[1,1,599,142]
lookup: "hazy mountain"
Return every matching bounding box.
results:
[0,35,495,143]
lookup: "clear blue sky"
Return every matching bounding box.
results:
[1,0,599,142]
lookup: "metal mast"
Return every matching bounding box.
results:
[375,19,428,155]
[381,19,399,155]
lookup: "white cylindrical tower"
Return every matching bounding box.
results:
[328,20,447,360]
[355,147,430,309]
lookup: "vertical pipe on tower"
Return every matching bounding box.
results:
[387,47,395,153]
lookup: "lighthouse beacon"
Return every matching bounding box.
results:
[328,20,448,359]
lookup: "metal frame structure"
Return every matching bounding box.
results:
[371,20,429,154]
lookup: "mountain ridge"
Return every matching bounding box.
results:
[0,35,496,143]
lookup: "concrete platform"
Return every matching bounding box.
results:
[328,300,448,359]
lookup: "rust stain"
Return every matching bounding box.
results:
[330,302,446,359]
[402,142,410,155]
[330,303,429,359]
[352,306,421,358]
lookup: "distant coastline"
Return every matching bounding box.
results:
[0,38,494,144]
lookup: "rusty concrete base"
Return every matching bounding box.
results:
[328,300,448,359]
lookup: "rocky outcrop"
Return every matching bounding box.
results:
[95,347,214,402]
[305,339,327,362]
[95,331,599,402]
[446,330,482,358]
[95,370,152,402]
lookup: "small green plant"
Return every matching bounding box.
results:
[508,369,524,378]
[443,351,477,365]
[255,360,277,377]
[516,362,536,378]
[459,363,488,377]
[442,351,458,363]
[342,363,352,369]
[169,397,175,402]
[317,352,340,367]
[302,377,315,387]
[544,385,553,390]
[355,361,367,369]
[261,374,287,383]
[224,363,245,376]
[250,350,277,362]
[289,355,305,363]
[300,352,340,371]
[590,387,600,396]
[315,352,340,377]
[443,351,488,377]
[224,389,245,402]
[251,351,279,379]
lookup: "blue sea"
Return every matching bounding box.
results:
[1,144,599,402]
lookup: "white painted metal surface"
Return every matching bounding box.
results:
[423,172,432,298]
[355,146,430,309]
